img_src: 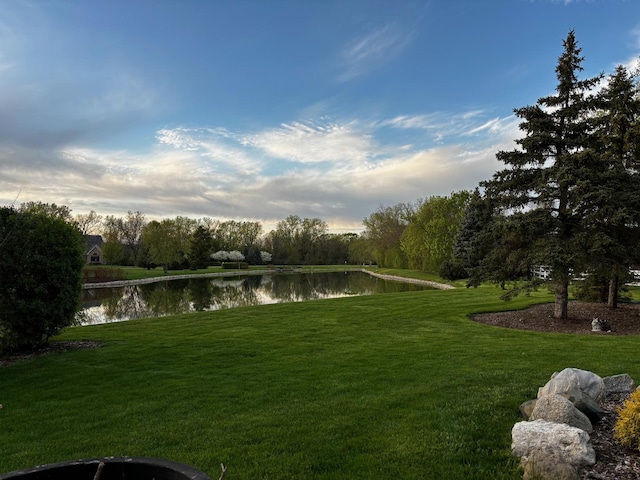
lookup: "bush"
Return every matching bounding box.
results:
[439,259,468,280]
[0,206,85,352]
[614,389,640,450]
[222,262,249,270]
[82,266,126,283]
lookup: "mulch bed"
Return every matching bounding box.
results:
[471,300,640,335]
[473,301,640,479]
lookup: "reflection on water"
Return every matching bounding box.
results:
[78,271,431,325]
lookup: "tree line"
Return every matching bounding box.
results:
[16,193,473,275]
[62,208,369,270]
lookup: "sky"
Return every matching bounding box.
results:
[1,0,639,233]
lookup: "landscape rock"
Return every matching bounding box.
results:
[530,394,593,433]
[521,452,579,480]
[603,373,635,394]
[512,420,596,468]
[537,368,605,402]
[519,399,537,420]
[559,388,605,423]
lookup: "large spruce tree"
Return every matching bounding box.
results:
[585,64,640,307]
[481,31,602,319]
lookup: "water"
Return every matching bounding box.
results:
[78,271,432,325]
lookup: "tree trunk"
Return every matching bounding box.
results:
[608,275,618,309]
[554,280,569,319]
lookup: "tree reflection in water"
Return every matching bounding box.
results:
[79,272,431,325]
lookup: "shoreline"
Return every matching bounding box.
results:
[83,268,455,290]
[362,270,455,290]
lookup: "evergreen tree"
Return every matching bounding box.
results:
[481,31,602,319]
[584,64,640,307]
[189,225,213,269]
[0,206,85,351]
[452,188,496,285]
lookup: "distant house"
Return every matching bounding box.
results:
[85,235,104,264]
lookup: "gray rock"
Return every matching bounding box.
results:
[521,452,579,480]
[538,368,605,402]
[603,374,635,394]
[559,388,605,423]
[512,420,596,468]
[519,399,537,420]
[530,394,593,433]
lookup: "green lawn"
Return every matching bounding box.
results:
[1,284,638,479]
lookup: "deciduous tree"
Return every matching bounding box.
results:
[104,211,147,266]
[19,201,72,222]
[74,210,103,236]
[401,191,470,273]
[361,203,413,268]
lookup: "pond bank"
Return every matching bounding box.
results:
[362,271,455,290]
[83,269,277,289]
[83,268,455,290]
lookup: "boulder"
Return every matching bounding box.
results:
[519,399,537,420]
[603,374,635,394]
[538,368,605,402]
[512,420,596,468]
[559,388,605,423]
[521,452,579,480]
[530,394,593,433]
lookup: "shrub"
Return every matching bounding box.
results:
[222,262,249,270]
[439,259,468,280]
[0,206,85,352]
[614,389,640,450]
[82,266,126,283]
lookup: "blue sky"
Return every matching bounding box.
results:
[1,0,639,232]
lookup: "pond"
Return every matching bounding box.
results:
[78,271,433,325]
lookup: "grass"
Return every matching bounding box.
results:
[1,282,639,479]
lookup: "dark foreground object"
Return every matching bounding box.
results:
[0,457,211,480]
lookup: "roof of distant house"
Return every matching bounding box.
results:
[85,235,104,254]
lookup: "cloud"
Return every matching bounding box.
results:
[338,24,413,82]
[464,117,511,136]
[0,108,520,231]
[156,127,263,177]
[380,111,518,150]
[381,114,440,130]
[242,120,376,164]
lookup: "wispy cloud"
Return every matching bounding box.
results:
[156,127,262,177]
[381,114,440,130]
[379,110,517,147]
[465,117,509,136]
[338,24,413,82]
[242,120,376,164]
